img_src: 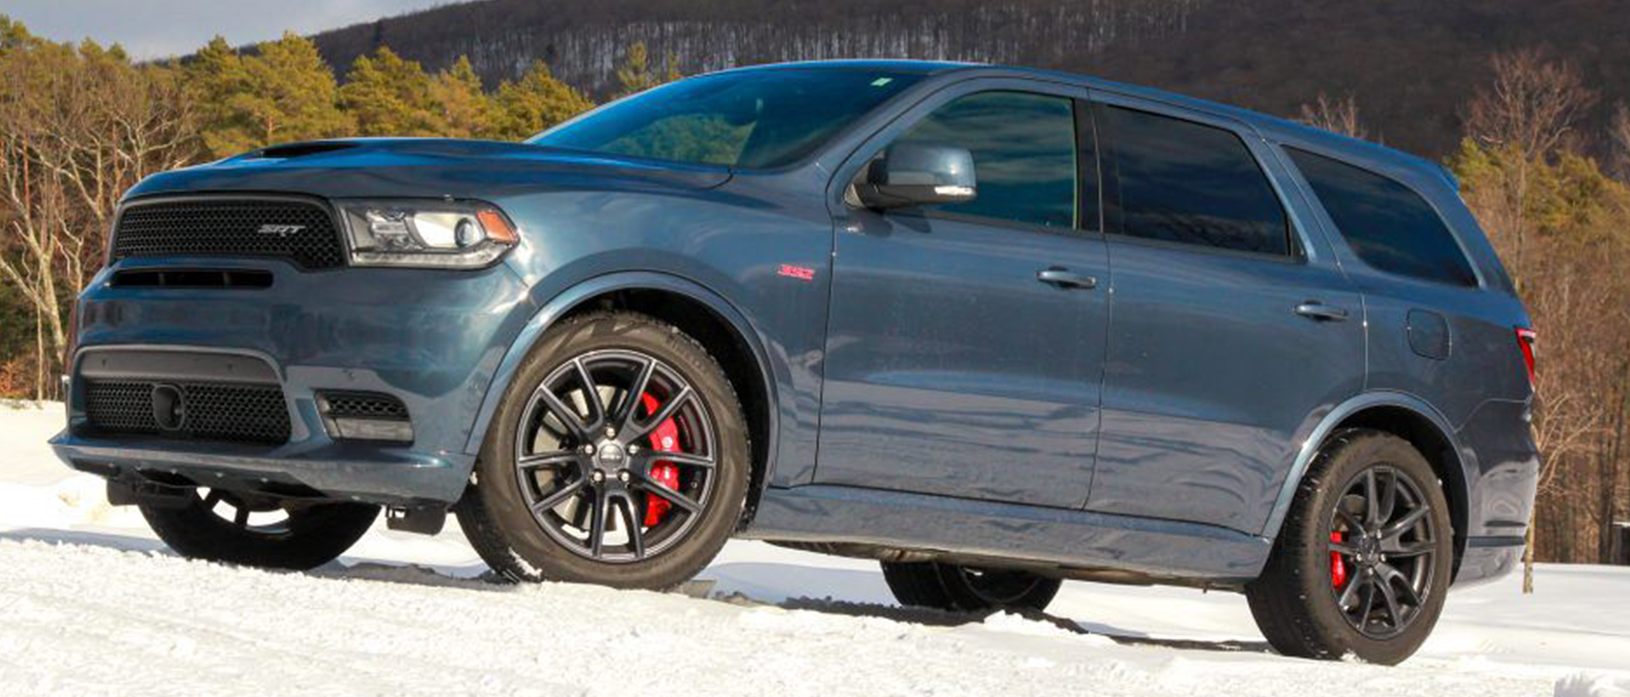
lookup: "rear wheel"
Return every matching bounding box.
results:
[456,311,750,590]
[1245,429,1453,665]
[139,489,379,571]
[881,560,1062,614]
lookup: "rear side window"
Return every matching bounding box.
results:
[1287,148,1478,287]
[1102,106,1291,256]
[892,91,1078,228]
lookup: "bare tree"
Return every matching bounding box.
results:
[1463,50,1596,274]
[0,41,197,399]
[1296,93,1367,139]
[1610,103,1630,180]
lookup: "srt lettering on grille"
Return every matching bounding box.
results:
[256,224,305,237]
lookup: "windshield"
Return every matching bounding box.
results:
[530,69,926,169]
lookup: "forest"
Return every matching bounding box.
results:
[2,1,1629,567]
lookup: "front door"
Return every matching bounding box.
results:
[814,86,1109,509]
[1085,98,1365,532]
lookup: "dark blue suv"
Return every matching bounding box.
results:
[52,60,1539,664]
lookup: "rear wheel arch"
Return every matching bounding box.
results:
[467,273,780,527]
[1267,395,1470,578]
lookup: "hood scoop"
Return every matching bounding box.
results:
[251,142,361,160]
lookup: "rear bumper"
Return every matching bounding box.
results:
[50,256,536,505]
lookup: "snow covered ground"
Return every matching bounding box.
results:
[2,400,1627,697]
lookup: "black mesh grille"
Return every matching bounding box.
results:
[320,392,409,420]
[82,380,291,445]
[112,198,345,269]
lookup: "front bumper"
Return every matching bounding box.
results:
[50,256,535,505]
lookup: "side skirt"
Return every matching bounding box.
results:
[742,484,1272,587]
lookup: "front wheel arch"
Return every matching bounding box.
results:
[465,272,782,527]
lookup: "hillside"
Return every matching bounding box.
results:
[307,0,1630,160]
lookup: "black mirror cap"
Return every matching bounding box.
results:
[854,143,977,210]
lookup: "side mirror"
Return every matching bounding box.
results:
[852,143,977,210]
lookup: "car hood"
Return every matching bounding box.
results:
[124,139,733,202]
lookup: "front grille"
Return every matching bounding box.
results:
[82,380,292,445]
[111,198,346,269]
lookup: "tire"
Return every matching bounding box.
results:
[139,489,379,571]
[881,561,1063,614]
[1245,428,1454,665]
[456,311,750,590]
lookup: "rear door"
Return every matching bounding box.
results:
[1084,96,1366,532]
[814,82,1110,509]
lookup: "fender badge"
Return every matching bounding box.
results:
[777,264,816,282]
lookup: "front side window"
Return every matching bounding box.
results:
[891,91,1079,229]
[1104,106,1291,256]
[1287,148,1478,287]
[532,69,924,169]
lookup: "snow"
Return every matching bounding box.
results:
[3,401,1628,696]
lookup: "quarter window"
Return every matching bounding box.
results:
[1103,106,1291,256]
[892,91,1079,229]
[1287,148,1478,287]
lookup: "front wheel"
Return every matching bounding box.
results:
[1246,429,1454,665]
[456,311,750,590]
[881,561,1062,614]
[139,490,379,570]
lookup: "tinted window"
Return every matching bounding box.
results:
[892,91,1079,228]
[1288,148,1478,287]
[1104,106,1290,255]
[534,69,924,169]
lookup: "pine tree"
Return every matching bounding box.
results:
[430,56,498,139]
[187,33,348,157]
[613,42,682,99]
[340,47,443,137]
[491,60,594,141]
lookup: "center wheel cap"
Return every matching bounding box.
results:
[593,440,629,472]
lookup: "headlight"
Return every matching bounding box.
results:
[337,199,518,269]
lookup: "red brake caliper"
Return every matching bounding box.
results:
[640,392,682,526]
[1330,531,1348,588]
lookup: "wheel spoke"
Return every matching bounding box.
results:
[1378,469,1399,526]
[233,504,249,528]
[1364,469,1381,527]
[535,385,591,440]
[639,450,715,471]
[627,386,693,442]
[1376,574,1404,629]
[619,495,645,559]
[517,450,579,470]
[615,358,657,434]
[641,481,701,514]
[202,489,223,509]
[1381,505,1431,540]
[1334,505,1364,534]
[572,358,606,426]
[1338,572,1363,608]
[1377,562,1423,606]
[1359,579,1378,625]
[530,479,586,515]
[588,488,609,558]
[1328,540,1357,556]
[1381,539,1435,558]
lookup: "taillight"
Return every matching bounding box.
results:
[1515,327,1537,388]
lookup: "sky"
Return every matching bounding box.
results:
[2,0,454,60]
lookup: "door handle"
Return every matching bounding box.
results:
[1037,268,1098,290]
[1295,301,1350,322]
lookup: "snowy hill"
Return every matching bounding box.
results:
[3,401,1628,696]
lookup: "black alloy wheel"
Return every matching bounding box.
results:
[1327,465,1440,640]
[456,311,751,590]
[512,349,719,563]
